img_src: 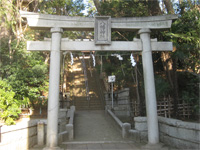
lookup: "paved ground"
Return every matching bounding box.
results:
[31,142,178,150]
[62,142,143,150]
[61,143,179,150]
[30,110,178,150]
[73,110,128,142]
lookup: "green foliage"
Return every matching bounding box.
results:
[178,72,199,111]
[0,80,21,125]
[37,0,86,41]
[98,0,148,17]
[87,0,97,17]
[38,0,85,16]
[0,35,49,109]
[155,76,170,98]
[162,1,200,114]
[164,2,200,74]
[96,53,142,90]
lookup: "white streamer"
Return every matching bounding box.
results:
[130,54,136,67]
[111,54,123,60]
[70,52,74,65]
[91,54,95,67]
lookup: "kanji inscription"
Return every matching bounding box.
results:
[95,16,111,45]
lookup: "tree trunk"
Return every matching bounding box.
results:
[8,33,12,64]
[172,57,179,118]
[93,0,101,14]
[161,52,174,88]
[161,52,179,118]
[147,0,162,15]
[44,52,50,64]
[133,55,144,116]
[164,0,174,14]
[33,0,39,12]
[134,62,141,116]
[162,1,179,118]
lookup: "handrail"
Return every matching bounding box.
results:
[81,54,90,101]
[107,109,131,138]
[66,106,75,140]
[94,69,105,109]
[107,109,123,127]
[68,106,75,124]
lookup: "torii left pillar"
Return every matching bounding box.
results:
[44,27,63,150]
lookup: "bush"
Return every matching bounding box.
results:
[0,80,21,125]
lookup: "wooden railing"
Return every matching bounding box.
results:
[130,96,195,119]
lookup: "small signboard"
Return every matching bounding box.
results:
[108,75,116,83]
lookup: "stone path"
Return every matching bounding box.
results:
[30,110,178,150]
[31,142,178,150]
[72,110,128,142]
[62,142,142,150]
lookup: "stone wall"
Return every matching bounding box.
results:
[105,88,131,118]
[0,107,74,150]
[134,116,200,149]
[134,117,148,141]
[0,119,39,150]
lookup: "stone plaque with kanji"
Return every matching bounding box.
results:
[95,16,111,45]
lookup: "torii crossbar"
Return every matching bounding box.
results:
[27,39,173,51]
[20,11,177,150]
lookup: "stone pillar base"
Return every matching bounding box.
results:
[43,146,64,150]
[141,143,168,150]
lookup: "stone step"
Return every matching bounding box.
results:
[68,58,104,110]
[75,105,102,108]
[75,104,101,107]
[75,100,101,104]
[75,102,101,105]
[75,99,101,102]
[75,104,102,107]
[75,107,103,110]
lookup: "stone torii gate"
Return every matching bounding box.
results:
[20,11,177,150]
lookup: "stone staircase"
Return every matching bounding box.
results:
[69,57,104,110]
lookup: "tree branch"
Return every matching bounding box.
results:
[93,0,101,14]
[164,0,174,14]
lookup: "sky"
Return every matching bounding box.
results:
[82,0,89,15]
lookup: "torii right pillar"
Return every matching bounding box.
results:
[139,28,159,146]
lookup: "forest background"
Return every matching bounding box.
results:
[0,0,199,125]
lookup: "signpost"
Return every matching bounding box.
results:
[108,75,116,108]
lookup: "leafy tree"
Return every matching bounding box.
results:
[166,1,200,75]
[0,80,21,125]
[0,0,87,125]
[0,35,49,109]
[0,0,49,125]
[164,1,200,116]
[38,0,85,16]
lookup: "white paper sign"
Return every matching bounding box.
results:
[108,75,116,83]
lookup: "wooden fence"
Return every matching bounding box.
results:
[130,96,194,119]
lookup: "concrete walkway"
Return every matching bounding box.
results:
[30,110,178,150]
[73,110,128,142]
[60,110,177,150]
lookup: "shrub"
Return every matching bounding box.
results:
[0,80,21,125]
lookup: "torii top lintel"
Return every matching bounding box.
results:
[20,11,177,31]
